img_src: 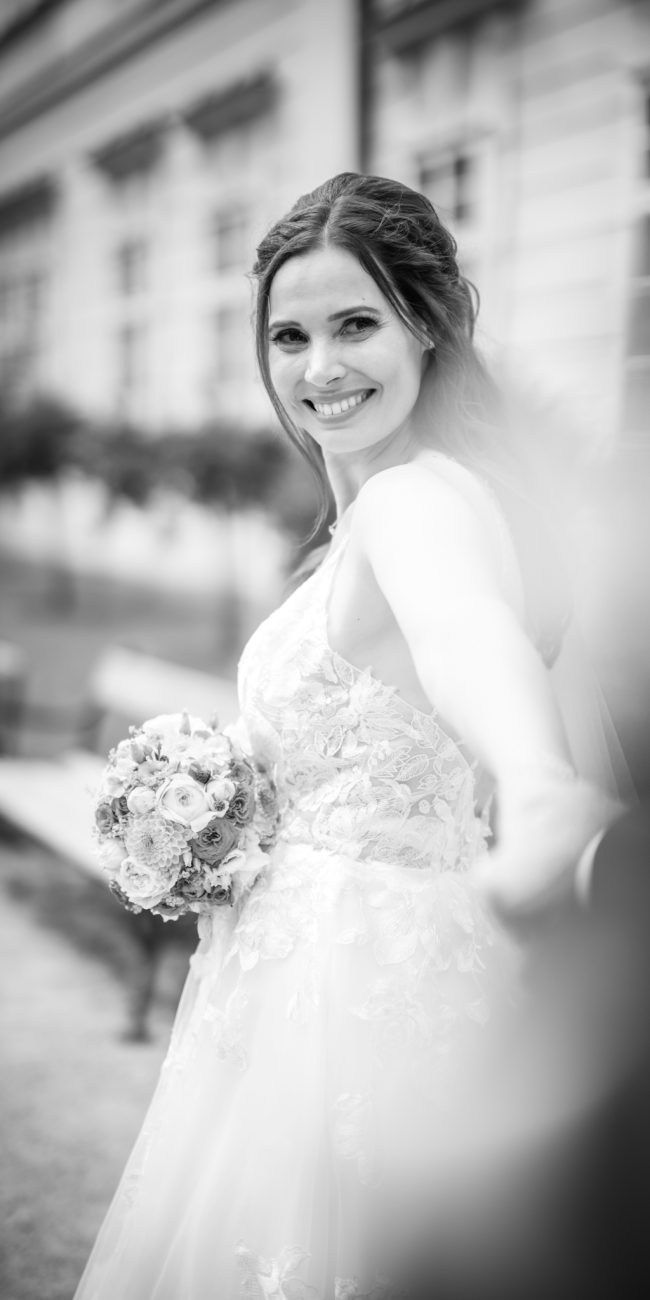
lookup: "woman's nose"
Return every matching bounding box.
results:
[304,342,345,387]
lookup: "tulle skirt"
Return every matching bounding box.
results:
[73,841,510,1299]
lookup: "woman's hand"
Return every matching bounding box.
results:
[355,463,625,925]
[473,768,624,923]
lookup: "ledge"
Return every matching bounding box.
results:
[91,119,168,181]
[373,0,521,54]
[0,174,57,233]
[183,72,278,141]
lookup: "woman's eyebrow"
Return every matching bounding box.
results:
[327,305,379,321]
[270,305,379,329]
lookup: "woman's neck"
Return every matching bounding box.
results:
[324,422,422,518]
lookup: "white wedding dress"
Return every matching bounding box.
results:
[74,513,512,1300]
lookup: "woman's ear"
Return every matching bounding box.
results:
[420,340,436,375]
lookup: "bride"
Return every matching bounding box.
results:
[74,173,618,1299]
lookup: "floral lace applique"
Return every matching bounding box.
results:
[335,1279,410,1300]
[235,1240,407,1300]
[331,1091,378,1186]
[236,1241,316,1298]
[238,545,490,879]
[202,984,249,1071]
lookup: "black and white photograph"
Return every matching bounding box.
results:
[1,2,650,1298]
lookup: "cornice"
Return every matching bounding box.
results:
[373,0,521,54]
[0,0,231,142]
[86,70,277,180]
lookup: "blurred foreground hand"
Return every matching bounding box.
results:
[473,770,625,923]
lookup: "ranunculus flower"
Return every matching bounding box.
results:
[208,881,232,906]
[126,785,157,816]
[226,786,254,826]
[229,758,255,791]
[191,815,238,866]
[176,870,208,902]
[187,761,211,786]
[156,775,211,827]
[118,856,178,909]
[95,802,116,834]
[206,776,236,815]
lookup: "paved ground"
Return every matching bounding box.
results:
[0,840,192,1300]
[0,553,231,1299]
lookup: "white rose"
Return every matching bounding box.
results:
[126,785,157,816]
[98,839,127,875]
[156,774,211,827]
[118,856,177,909]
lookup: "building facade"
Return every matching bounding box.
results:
[0,0,649,444]
[0,0,359,428]
[366,0,650,444]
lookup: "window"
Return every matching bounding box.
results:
[0,269,47,405]
[117,324,147,416]
[115,238,148,296]
[203,303,255,418]
[211,206,249,273]
[419,152,476,224]
[418,143,485,285]
[645,89,650,180]
[111,168,152,217]
[214,304,251,385]
[0,183,53,406]
[622,91,650,439]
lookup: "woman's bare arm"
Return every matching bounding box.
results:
[355,463,570,783]
[354,463,623,909]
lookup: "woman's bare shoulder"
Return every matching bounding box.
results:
[354,455,498,541]
[353,454,524,614]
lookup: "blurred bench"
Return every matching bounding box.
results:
[0,644,239,1040]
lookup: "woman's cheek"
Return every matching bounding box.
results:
[270,356,297,405]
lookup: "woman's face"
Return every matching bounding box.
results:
[267,245,428,458]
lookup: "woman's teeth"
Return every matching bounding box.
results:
[311,390,372,418]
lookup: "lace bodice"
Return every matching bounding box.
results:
[238,533,489,874]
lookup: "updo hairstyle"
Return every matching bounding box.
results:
[252,172,572,662]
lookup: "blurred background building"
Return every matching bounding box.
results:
[1,0,649,708]
[0,0,358,429]
[370,0,650,443]
[0,0,648,442]
[2,14,649,1299]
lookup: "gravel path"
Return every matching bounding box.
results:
[0,842,189,1300]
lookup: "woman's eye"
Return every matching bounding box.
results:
[341,315,378,336]
[270,328,307,349]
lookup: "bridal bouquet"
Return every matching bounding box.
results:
[93,712,278,919]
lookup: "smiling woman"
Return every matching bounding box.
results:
[254,177,489,492]
[73,173,622,1300]
[267,248,427,460]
